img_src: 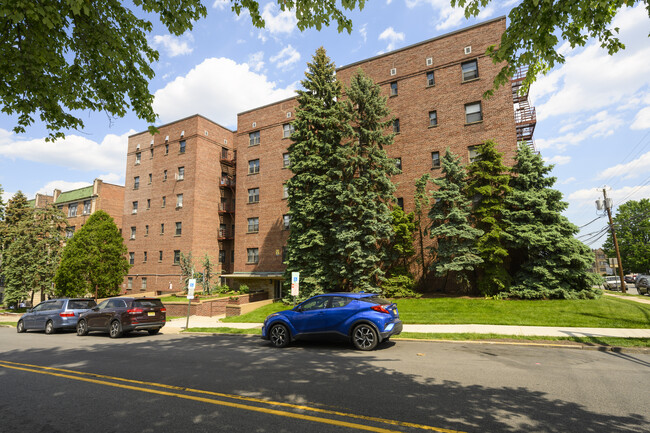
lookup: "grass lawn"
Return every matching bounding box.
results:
[185,327,261,334]
[398,333,650,347]
[220,302,290,323]
[0,321,17,326]
[0,308,27,314]
[159,293,230,303]
[395,296,650,328]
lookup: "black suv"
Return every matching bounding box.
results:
[76,297,166,338]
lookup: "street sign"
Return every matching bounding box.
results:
[291,272,299,296]
[187,278,196,299]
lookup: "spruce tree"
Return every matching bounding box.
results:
[503,144,601,299]
[54,210,130,299]
[331,69,398,292]
[429,149,483,292]
[466,140,512,296]
[285,47,346,298]
[413,174,431,281]
[384,206,416,278]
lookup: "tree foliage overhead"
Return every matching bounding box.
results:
[1,0,207,140]
[603,198,650,273]
[428,149,483,292]
[503,144,601,299]
[466,140,511,295]
[453,0,648,96]
[3,205,67,306]
[54,210,130,299]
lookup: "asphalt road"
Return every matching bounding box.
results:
[1,328,648,433]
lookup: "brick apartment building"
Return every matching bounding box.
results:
[122,16,535,297]
[122,115,236,293]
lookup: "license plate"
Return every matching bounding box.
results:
[148,312,155,317]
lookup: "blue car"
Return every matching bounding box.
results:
[262,293,403,351]
[17,298,97,334]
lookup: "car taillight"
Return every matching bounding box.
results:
[59,312,75,317]
[160,308,166,313]
[371,305,390,314]
[127,308,144,315]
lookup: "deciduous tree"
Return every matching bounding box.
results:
[603,198,650,274]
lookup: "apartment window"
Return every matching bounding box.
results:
[432,151,441,169]
[143,251,147,263]
[283,123,294,138]
[150,148,154,159]
[148,173,152,184]
[390,81,398,96]
[176,194,183,208]
[248,188,259,204]
[396,197,404,210]
[131,201,138,214]
[282,246,288,262]
[127,277,133,290]
[159,251,163,262]
[129,252,135,265]
[67,203,77,218]
[393,119,400,134]
[141,277,147,289]
[179,140,186,154]
[426,71,435,86]
[248,217,259,233]
[283,184,288,199]
[83,200,91,215]
[163,170,167,181]
[247,248,259,264]
[465,102,483,124]
[468,145,479,163]
[248,159,260,174]
[165,144,169,155]
[429,110,438,127]
[249,130,260,146]
[282,153,290,168]
[130,227,136,240]
[160,223,165,234]
[177,166,185,180]
[283,214,290,230]
[175,222,182,236]
[173,250,180,264]
[135,152,141,164]
[162,196,166,208]
[66,226,75,239]
[145,225,149,236]
[395,158,402,171]
[461,60,478,81]
[146,199,151,210]
[133,176,140,190]
[219,250,226,263]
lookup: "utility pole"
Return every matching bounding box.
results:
[596,188,627,293]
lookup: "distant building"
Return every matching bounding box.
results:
[591,249,609,275]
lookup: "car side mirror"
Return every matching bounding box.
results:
[28,308,33,313]
[294,306,302,312]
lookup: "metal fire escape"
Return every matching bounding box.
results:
[511,67,537,151]
[219,149,236,273]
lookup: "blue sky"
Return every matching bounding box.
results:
[0,1,648,248]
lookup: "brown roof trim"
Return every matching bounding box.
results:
[237,95,298,116]
[128,114,235,138]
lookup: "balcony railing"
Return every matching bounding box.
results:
[217,229,234,240]
[220,177,235,188]
[218,202,235,213]
[220,150,236,166]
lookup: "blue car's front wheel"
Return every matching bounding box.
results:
[352,324,378,351]
[269,323,289,348]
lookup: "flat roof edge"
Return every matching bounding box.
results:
[128,114,235,139]
[237,95,298,117]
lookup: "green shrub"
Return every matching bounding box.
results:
[238,284,250,294]
[382,275,421,299]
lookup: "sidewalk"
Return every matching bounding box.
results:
[165,316,650,338]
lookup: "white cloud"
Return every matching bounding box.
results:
[247,51,265,72]
[152,57,297,127]
[569,184,650,208]
[561,177,577,184]
[543,155,571,165]
[212,0,229,10]
[270,45,301,71]
[596,151,650,180]
[0,128,133,175]
[403,0,466,31]
[630,106,650,130]
[359,24,368,43]
[261,3,297,35]
[531,5,650,122]
[378,27,405,52]
[151,34,194,57]
[535,110,624,152]
[36,180,92,196]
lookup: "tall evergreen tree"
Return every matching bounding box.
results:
[504,144,602,299]
[285,47,346,298]
[384,205,416,278]
[413,174,431,281]
[3,205,66,306]
[54,210,130,299]
[331,69,398,292]
[0,191,32,303]
[429,149,483,292]
[466,140,512,295]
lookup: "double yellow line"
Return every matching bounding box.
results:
[0,360,464,433]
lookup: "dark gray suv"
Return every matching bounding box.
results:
[17,298,97,334]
